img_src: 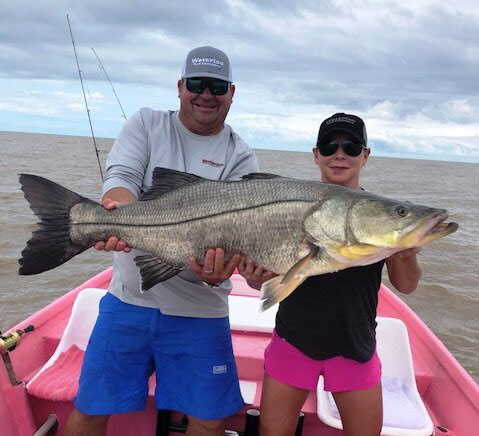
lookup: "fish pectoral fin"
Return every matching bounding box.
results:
[260,247,318,311]
[134,255,183,291]
[281,246,319,284]
[260,275,307,312]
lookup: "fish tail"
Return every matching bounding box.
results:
[18,174,94,275]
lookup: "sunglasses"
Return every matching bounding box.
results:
[318,141,367,157]
[184,78,230,96]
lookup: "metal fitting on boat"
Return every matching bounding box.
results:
[0,325,34,354]
[33,414,58,436]
[0,325,35,385]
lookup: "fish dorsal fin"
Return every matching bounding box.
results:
[260,246,319,311]
[134,254,183,290]
[139,167,205,201]
[241,172,284,180]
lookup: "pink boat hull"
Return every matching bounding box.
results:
[1,268,478,435]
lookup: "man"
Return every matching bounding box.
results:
[64,46,259,436]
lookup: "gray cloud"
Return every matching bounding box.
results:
[1,1,478,161]
[2,1,478,93]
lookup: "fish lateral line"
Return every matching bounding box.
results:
[72,199,319,228]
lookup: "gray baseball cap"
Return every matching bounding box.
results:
[181,46,233,82]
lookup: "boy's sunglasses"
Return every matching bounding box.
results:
[318,141,367,157]
[184,78,230,96]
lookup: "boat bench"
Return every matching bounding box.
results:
[317,317,434,436]
[26,288,434,436]
[26,288,260,405]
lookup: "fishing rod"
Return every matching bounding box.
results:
[66,13,104,182]
[91,47,127,121]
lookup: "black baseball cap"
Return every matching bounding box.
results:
[317,113,368,147]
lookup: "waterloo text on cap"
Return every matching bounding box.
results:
[181,46,232,82]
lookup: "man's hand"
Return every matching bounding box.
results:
[188,248,242,286]
[94,198,131,252]
[238,257,277,290]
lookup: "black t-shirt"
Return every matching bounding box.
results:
[275,260,385,363]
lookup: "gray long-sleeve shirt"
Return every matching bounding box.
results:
[103,108,259,317]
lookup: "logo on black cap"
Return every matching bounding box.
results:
[317,113,367,147]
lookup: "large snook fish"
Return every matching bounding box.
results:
[18,167,458,310]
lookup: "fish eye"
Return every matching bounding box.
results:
[395,205,409,217]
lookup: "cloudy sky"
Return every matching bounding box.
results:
[1,0,479,162]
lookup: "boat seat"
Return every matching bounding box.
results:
[316,317,434,436]
[26,288,257,404]
[228,294,277,332]
[26,288,107,400]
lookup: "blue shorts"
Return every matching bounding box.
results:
[74,293,244,420]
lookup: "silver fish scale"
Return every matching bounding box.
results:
[71,178,334,270]
[117,178,332,225]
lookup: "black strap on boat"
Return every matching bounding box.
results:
[156,411,191,435]
[156,410,171,436]
[155,409,304,436]
[244,409,260,436]
[295,412,305,436]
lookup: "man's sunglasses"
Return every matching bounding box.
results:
[184,78,230,96]
[317,141,367,157]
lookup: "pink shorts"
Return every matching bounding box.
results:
[264,330,381,392]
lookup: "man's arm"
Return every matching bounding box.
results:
[94,187,137,252]
[385,248,422,294]
[96,109,151,252]
[103,187,137,204]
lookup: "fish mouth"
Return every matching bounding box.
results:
[424,212,457,235]
[404,211,458,247]
[423,214,458,242]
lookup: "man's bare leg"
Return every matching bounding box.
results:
[186,416,225,436]
[63,408,109,436]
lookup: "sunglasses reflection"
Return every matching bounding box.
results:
[318,141,367,157]
[185,78,230,96]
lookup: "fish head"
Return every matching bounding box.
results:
[304,191,458,266]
